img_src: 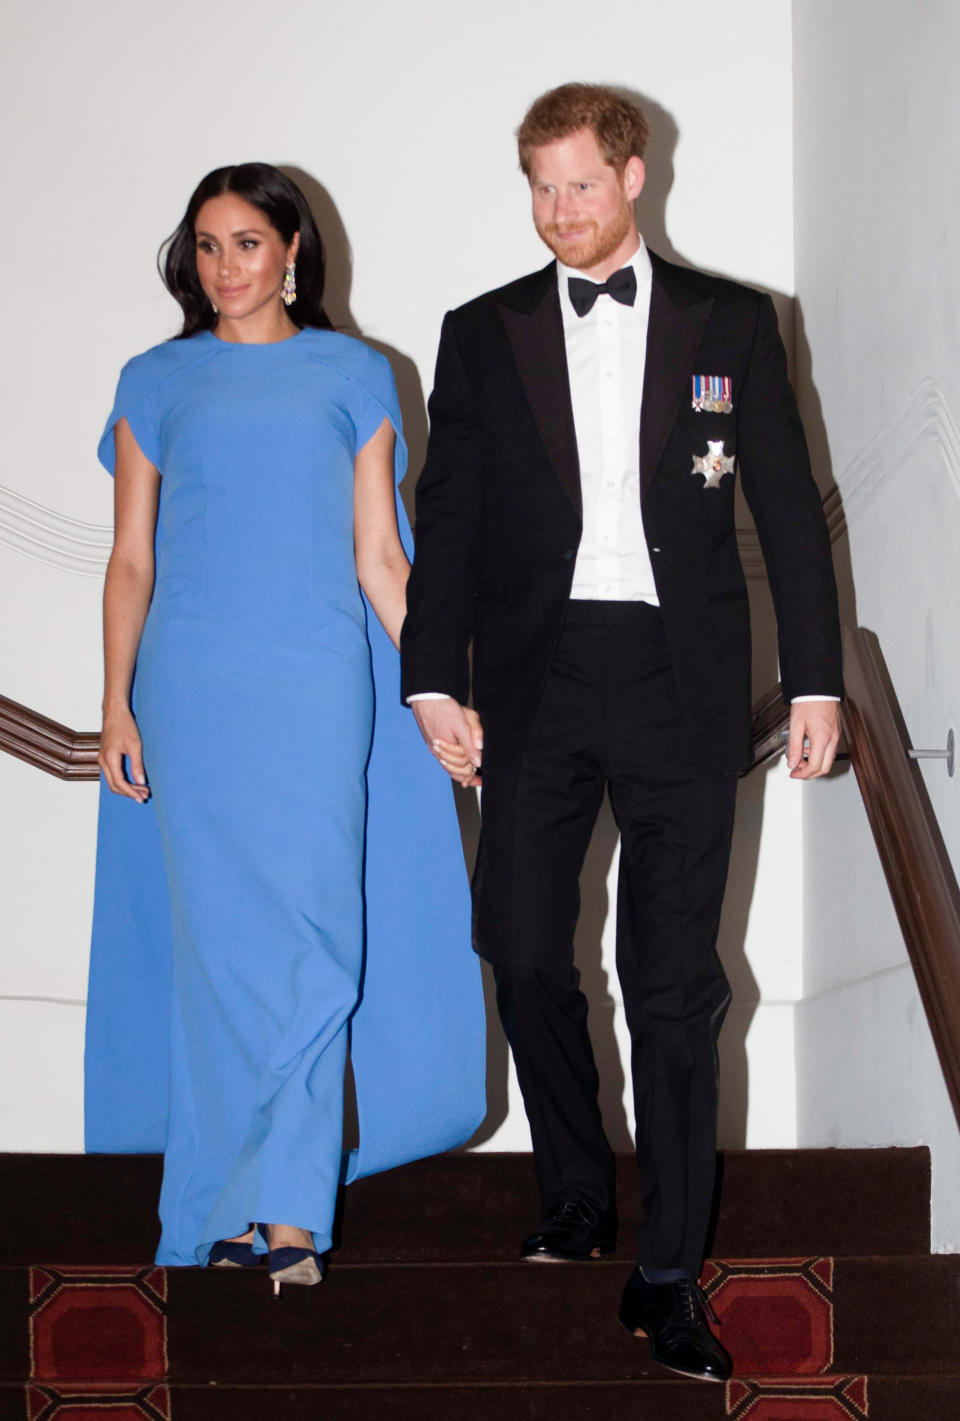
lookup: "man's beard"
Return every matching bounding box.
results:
[536,199,633,270]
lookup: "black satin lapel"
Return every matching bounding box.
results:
[640,279,713,500]
[498,285,581,518]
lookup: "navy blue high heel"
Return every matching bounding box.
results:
[268,1245,325,1296]
[209,1239,262,1268]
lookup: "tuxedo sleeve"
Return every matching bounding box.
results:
[737,295,843,702]
[400,312,484,705]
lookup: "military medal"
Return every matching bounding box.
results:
[692,440,735,489]
[691,375,733,413]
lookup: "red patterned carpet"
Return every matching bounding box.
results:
[2,1151,957,1419]
[28,1268,168,1387]
[25,1388,172,1421]
[14,1258,868,1417]
[704,1257,836,1377]
[725,1376,868,1420]
[23,1267,170,1419]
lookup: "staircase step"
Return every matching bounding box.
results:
[0,1147,930,1265]
[3,1378,960,1421]
[344,1147,932,1262]
[2,1256,957,1386]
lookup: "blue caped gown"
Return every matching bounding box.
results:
[84,328,486,1266]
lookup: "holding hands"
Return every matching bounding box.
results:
[411,698,483,788]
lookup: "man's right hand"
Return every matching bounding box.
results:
[411,697,483,788]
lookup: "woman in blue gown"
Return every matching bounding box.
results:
[86,164,485,1289]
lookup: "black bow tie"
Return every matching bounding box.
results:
[567,265,637,317]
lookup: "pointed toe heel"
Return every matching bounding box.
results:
[268,1246,325,1297]
[209,1240,262,1268]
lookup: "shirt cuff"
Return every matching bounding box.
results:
[406,692,453,703]
[790,695,841,703]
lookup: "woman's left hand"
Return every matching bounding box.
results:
[434,736,481,788]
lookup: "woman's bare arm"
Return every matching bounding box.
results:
[99,417,160,801]
[353,416,476,786]
[353,417,408,651]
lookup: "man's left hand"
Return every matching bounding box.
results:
[787,700,841,779]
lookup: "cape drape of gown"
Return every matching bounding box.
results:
[83,329,486,1265]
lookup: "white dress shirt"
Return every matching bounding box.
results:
[558,238,657,602]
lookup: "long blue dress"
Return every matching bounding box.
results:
[84,327,486,1266]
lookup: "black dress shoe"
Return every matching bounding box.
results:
[618,1267,732,1382]
[521,1198,617,1261]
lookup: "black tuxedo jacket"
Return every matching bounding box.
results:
[401,253,842,773]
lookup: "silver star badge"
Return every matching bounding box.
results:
[692,440,735,489]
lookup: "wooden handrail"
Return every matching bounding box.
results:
[0,694,100,780]
[840,627,960,1129]
[742,632,960,1128]
[748,682,790,771]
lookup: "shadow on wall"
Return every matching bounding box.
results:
[793,299,858,632]
[284,74,844,1155]
[282,167,429,532]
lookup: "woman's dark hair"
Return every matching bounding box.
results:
[160,163,333,337]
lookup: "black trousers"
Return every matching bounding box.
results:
[477,601,738,1276]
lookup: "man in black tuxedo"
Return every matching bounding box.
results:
[401,83,842,1383]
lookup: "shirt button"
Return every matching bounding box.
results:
[605,371,614,380]
[606,480,615,489]
[562,548,575,561]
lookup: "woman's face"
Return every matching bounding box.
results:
[194,193,299,322]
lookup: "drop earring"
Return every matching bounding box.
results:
[282,263,297,307]
[210,299,219,315]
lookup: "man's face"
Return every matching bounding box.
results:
[529,127,644,275]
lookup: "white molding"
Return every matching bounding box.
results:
[0,994,85,1007]
[737,377,960,577]
[835,376,960,516]
[0,483,111,577]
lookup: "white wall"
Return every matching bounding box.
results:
[0,0,799,1152]
[793,0,960,1248]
